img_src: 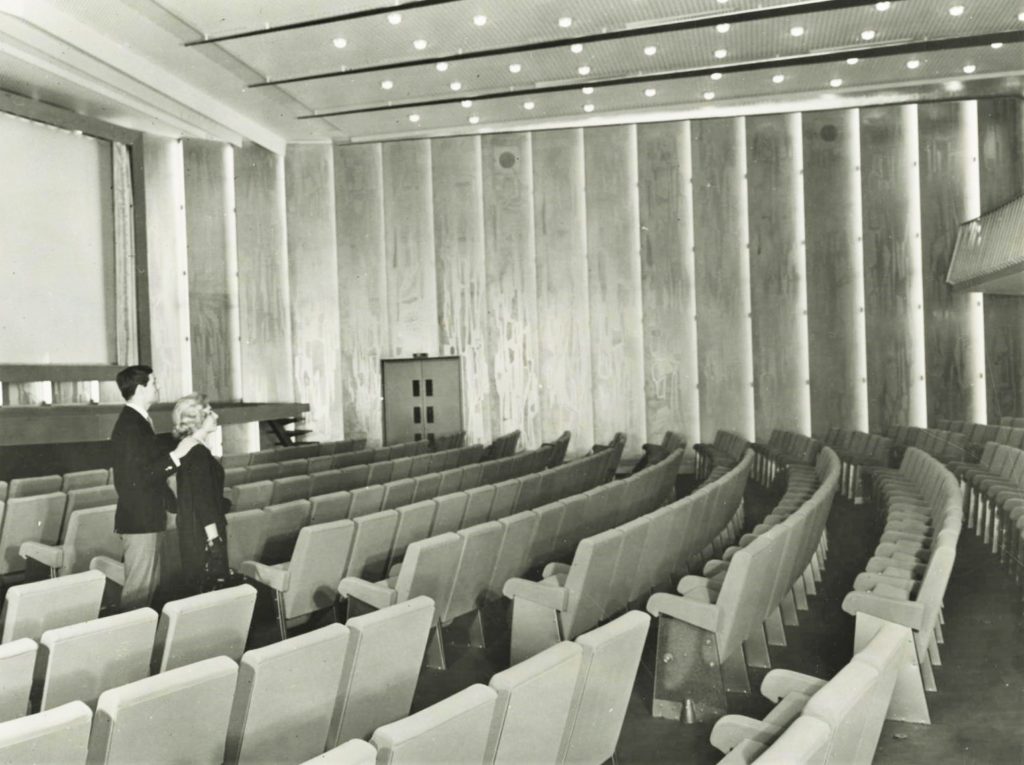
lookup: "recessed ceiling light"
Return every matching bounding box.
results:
[436,62,449,72]
[847,57,860,65]
[830,78,843,87]
[332,37,347,49]
[948,5,965,16]
[450,81,462,91]
[509,63,522,73]
[381,79,394,90]
[578,65,591,75]
[469,116,480,124]
[644,87,657,97]
[583,103,595,112]
[875,1,891,10]
[1018,11,1024,21]
[461,99,473,107]
[861,29,876,40]
[582,86,594,94]
[523,101,535,110]
[772,73,785,84]
[944,80,964,93]
[716,23,731,33]
[710,72,723,81]
[644,45,657,56]
[790,25,805,37]
[473,14,487,26]
[571,43,584,53]
[703,91,716,100]
[963,63,977,73]
[714,48,728,59]
[558,16,573,28]
[413,39,427,50]
[906,59,921,69]
[408,113,419,123]
[991,41,1004,49]
[387,12,402,24]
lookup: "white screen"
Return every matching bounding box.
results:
[0,110,117,364]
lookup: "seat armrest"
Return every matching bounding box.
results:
[841,590,924,629]
[240,560,290,592]
[709,715,777,754]
[646,592,719,632]
[502,577,569,611]
[20,541,64,570]
[90,556,125,586]
[759,669,827,703]
[541,562,571,579]
[337,577,398,610]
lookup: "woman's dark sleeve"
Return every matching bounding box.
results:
[177,450,223,529]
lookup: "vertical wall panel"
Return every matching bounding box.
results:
[746,113,811,438]
[979,98,1024,421]
[285,145,345,439]
[431,136,493,446]
[637,121,700,450]
[691,118,755,440]
[860,105,927,429]
[234,143,293,404]
[584,125,647,453]
[803,110,868,434]
[381,140,439,357]
[335,143,388,444]
[142,135,191,399]
[918,102,985,424]
[532,128,594,454]
[183,139,241,401]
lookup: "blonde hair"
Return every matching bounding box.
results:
[172,393,210,439]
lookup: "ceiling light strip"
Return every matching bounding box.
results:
[298,29,1024,120]
[185,0,464,46]
[251,0,898,88]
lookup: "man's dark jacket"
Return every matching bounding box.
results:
[110,407,177,533]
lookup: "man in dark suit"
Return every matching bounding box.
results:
[111,365,197,609]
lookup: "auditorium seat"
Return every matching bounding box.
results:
[225,624,350,765]
[459,463,484,491]
[240,520,355,640]
[271,475,312,505]
[61,469,109,492]
[558,611,651,764]
[344,510,398,582]
[88,656,237,765]
[0,700,91,764]
[21,504,120,578]
[302,739,377,764]
[461,485,495,528]
[276,458,309,479]
[0,492,67,578]
[431,493,468,534]
[433,468,462,498]
[488,479,521,521]
[370,683,497,765]
[441,521,504,644]
[327,596,435,748]
[36,608,157,711]
[382,477,416,510]
[151,584,257,673]
[389,500,436,566]
[338,535,458,669]
[348,485,385,519]
[1,569,105,643]
[228,480,274,512]
[309,490,352,524]
[504,528,622,663]
[411,472,442,502]
[366,460,393,486]
[0,638,36,721]
[221,453,251,470]
[485,511,538,602]
[246,463,281,484]
[7,475,62,500]
[225,509,269,571]
[484,641,582,764]
[261,500,312,563]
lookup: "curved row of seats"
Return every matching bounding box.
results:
[694,430,750,483]
[821,428,893,503]
[947,441,1024,565]
[845,446,963,725]
[333,444,670,667]
[749,430,822,488]
[883,425,966,465]
[710,620,912,764]
[647,448,839,723]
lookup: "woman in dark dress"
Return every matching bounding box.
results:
[171,393,231,594]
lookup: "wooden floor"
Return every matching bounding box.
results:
[245,478,1024,764]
